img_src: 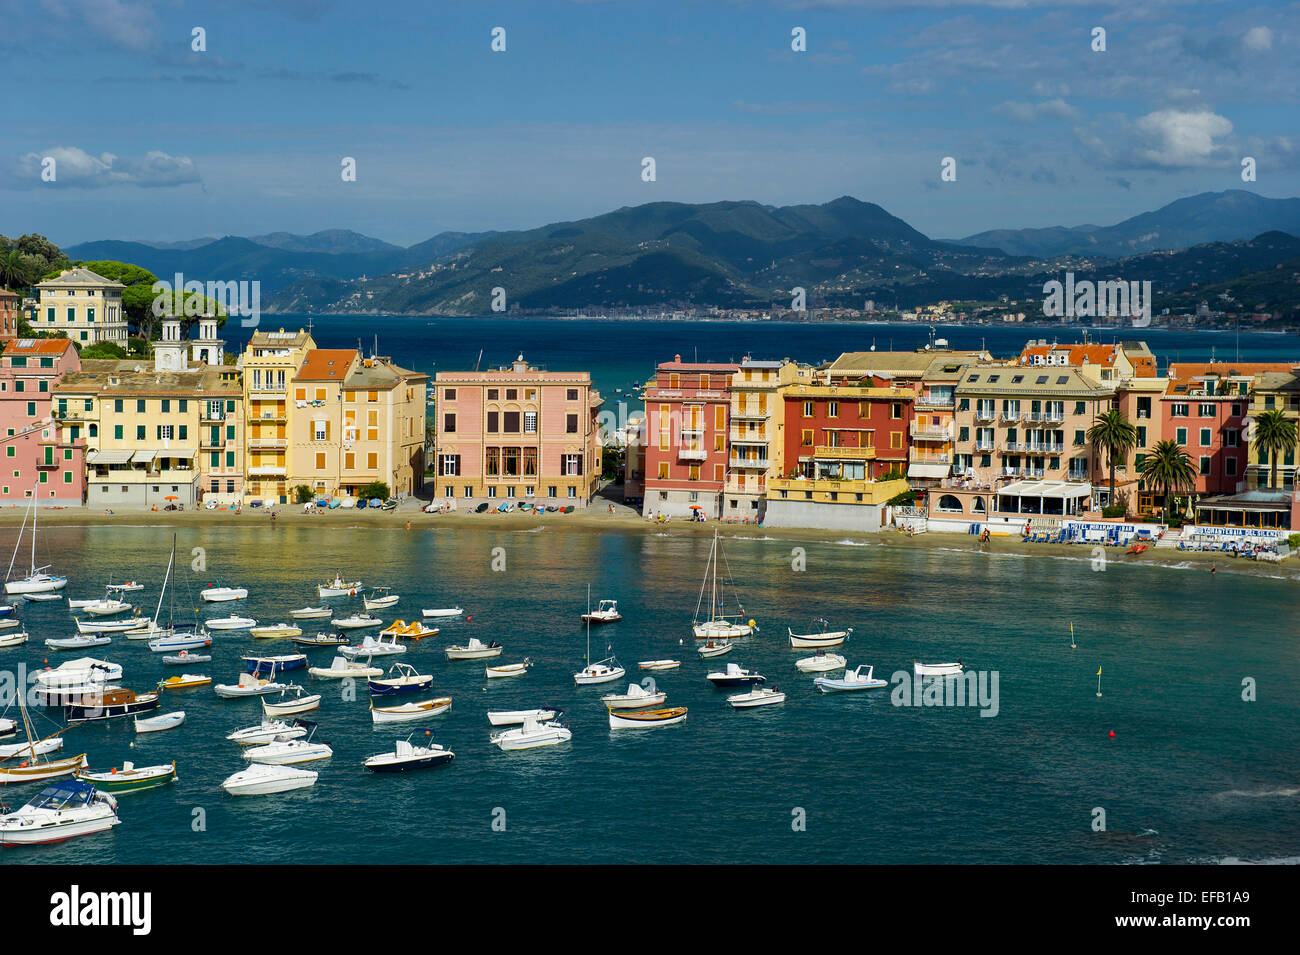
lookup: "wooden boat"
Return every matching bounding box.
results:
[248,623,303,640]
[363,589,400,611]
[159,673,210,690]
[292,632,348,648]
[638,660,681,671]
[133,711,186,733]
[795,651,847,673]
[363,733,454,772]
[608,706,688,729]
[79,761,176,794]
[261,685,321,717]
[445,637,502,660]
[421,607,463,619]
[0,737,63,760]
[44,634,111,651]
[487,707,560,727]
[318,573,363,598]
[698,640,733,658]
[0,618,23,629]
[65,688,161,722]
[0,692,86,786]
[913,661,963,677]
[369,696,453,724]
[788,619,852,648]
[77,616,148,634]
[485,659,531,679]
[0,631,28,648]
[367,662,433,696]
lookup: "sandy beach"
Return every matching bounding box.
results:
[2,494,1294,581]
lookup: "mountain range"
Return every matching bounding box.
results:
[61,191,1300,317]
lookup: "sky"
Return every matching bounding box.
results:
[1,0,1296,248]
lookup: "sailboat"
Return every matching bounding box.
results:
[147,536,210,652]
[3,492,67,595]
[692,530,755,639]
[574,584,625,685]
[0,686,87,785]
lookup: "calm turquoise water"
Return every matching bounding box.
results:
[2,523,1297,864]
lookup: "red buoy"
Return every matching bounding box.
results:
[1108,730,1115,738]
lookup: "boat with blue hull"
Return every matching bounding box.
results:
[242,653,307,674]
[367,663,433,696]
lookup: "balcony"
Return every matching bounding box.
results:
[725,477,766,494]
[729,454,769,469]
[36,460,59,470]
[679,426,704,440]
[910,452,952,464]
[812,445,876,461]
[678,447,707,462]
[1025,443,1064,454]
[1000,410,1023,423]
[1001,441,1027,453]
[248,465,287,476]
[200,412,227,423]
[1043,412,1066,424]
[729,429,768,445]
[974,440,996,452]
[916,397,955,410]
[731,407,769,420]
[247,438,288,449]
[909,424,952,441]
[974,410,995,422]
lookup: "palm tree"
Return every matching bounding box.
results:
[1253,408,1297,490]
[0,249,34,292]
[1138,439,1196,526]
[1087,408,1137,510]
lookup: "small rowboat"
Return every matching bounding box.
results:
[608,706,688,729]
[367,663,433,696]
[369,696,453,724]
[0,737,63,759]
[248,623,302,640]
[363,590,400,611]
[913,661,962,677]
[162,651,212,665]
[486,707,560,727]
[79,761,176,793]
[795,652,846,673]
[159,673,210,690]
[105,582,145,593]
[421,607,463,619]
[290,606,332,620]
[727,687,786,709]
[697,640,733,658]
[485,658,531,679]
[0,631,28,648]
[0,753,87,785]
[787,621,852,649]
[134,711,186,734]
[638,660,681,671]
[45,634,111,650]
[261,686,321,718]
[445,638,502,660]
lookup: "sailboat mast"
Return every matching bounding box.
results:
[4,495,29,584]
[29,485,37,574]
[153,536,175,628]
[585,583,591,665]
[16,686,38,764]
[711,530,719,620]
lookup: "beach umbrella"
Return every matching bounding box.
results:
[164,495,179,501]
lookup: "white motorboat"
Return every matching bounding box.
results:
[200,584,248,602]
[309,655,383,679]
[363,733,454,772]
[331,612,383,631]
[105,581,145,593]
[162,651,212,666]
[292,632,348,648]
[914,661,963,677]
[814,664,888,692]
[0,736,63,759]
[421,607,463,619]
[706,663,766,687]
[581,599,622,624]
[574,659,625,685]
[44,634,112,651]
[363,589,400,611]
[290,606,332,620]
[242,723,331,765]
[134,711,186,734]
[214,672,288,699]
[638,660,681,671]
[318,573,363,598]
[795,652,847,673]
[608,706,688,729]
[248,623,302,640]
[697,640,733,658]
[0,631,27,648]
[486,707,560,727]
[82,596,134,617]
[691,530,756,639]
[490,716,572,751]
[0,718,15,739]
[226,720,308,746]
[0,780,119,845]
[445,637,503,660]
[601,682,667,709]
[485,659,531,679]
[727,687,786,709]
[158,673,210,690]
[370,696,453,724]
[221,763,318,796]
[33,657,123,691]
[148,630,212,653]
[261,685,321,717]
[207,615,256,631]
[340,633,406,658]
[3,495,66,595]
[367,662,433,696]
[788,619,852,648]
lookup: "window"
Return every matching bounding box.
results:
[1198,403,1214,418]
[828,401,838,418]
[1057,376,1069,385]
[890,432,902,450]
[801,429,813,447]
[1175,427,1187,445]
[891,403,902,420]
[563,454,583,476]
[503,411,520,433]
[658,462,669,479]
[803,401,813,417]
[367,453,378,470]
[714,464,724,482]
[486,448,500,476]
[161,399,170,413]
[1199,456,1211,476]
[487,389,499,400]
[136,425,146,440]
[313,421,327,441]
[114,425,123,440]
[567,389,578,401]
[1226,457,1238,477]
[524,411,537,434]
[688,465,700,481]
[1225,430,1238,447]
[1199,428,1211,447]
[1074,401,1085,416]
[487,411,499,433]
[566,413,578,434]
[568,486,577,498]
[315,452,326,470]
[137,399,146,413]
[1136,426,1147,446]
[1172,403,1189,417]
[1036,376,1048,385]
[444,388,456,401]
[443,413,455,433]
[1231,402,1242,417]
[1073,430,1085,446]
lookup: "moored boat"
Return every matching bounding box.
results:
[207,615,256,631]
[363,588,400,611]
[367,662,433,696]
[379,619,439,640]
[788,619,852,648]
[692,529,756,639]
[242,723,331,765]
[221,763,317,796]
[421,607,463,619]
[369,696,453,724]
[290,606,332,620]
[913,661,963,677]
[214,672,288,698]
[162,651,212,666]
[200,583,248,602]
[601,682,667,709]
[241,652,307,673]
[44,634,112,651]
[363,732,454,772]
[697,640,733,658]
[485,658,531,679]
[293,631,348,648]
[727,687,786,709]
[0,631,28,648]
[490,716,572,751]
[318,573,363,598]
[159,673,210,690]
[445,637,503,660]
[79,761,177,794]
[0,780,118,844]
[248,623,302,640]
[226,719,308,747]
[608,706,688,729]
[332,612,383,631]
[65,687,161,722]
[581,599,622,624]
[133,711,186,733]
[486,707,559,727]
[261,684,321,717]
[148,630,212,653]
[309,655,383,679]
[706,663,765,688]
[340,634,405,658]
[795,651,847,673]
[638,659,681,671]
[814,664,888,693]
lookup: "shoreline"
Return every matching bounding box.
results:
[4,499,1294,581]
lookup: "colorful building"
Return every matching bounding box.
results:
[723,358,809,522]
[32,268,129,345]
[242,328,316,504]
[1243,367,1300,492]
[0,289,20,342]
[641,357,738,518]
[2,338,85,505]
[433,354,602,507]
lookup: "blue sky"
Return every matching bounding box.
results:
[1,0,1296,247]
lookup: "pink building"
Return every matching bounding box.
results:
[432,355,603,506]
[642,356,739,519]
[1,338,85,504]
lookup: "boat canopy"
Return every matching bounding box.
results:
[27,781,98,809]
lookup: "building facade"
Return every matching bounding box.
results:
[242,328,315,504]
[723,359,809,522]
[2,339,85,505]
[33,268,129,345]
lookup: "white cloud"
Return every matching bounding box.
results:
[1133,109,1234,167]
[991,98,1078,123]
[1243,26,1273,51]
[3,147,201,189]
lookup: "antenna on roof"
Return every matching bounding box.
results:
[474,349,483,372]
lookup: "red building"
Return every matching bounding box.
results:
[0,289,20,342]
[642,356,738,518]
[779,375,913,484]
[1159,372,1254,496]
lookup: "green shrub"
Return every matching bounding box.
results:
[294,485,313,504]
[1101,504,1126,518]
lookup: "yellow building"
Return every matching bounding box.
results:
[242,328,315,503]
[724,358,811,522]
[33,267,129,345]
[1245,370,1300,490]
[288,349,427,500]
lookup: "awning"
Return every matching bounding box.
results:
[131,450,157,465]
[167,448,198,460]
[86,449,134,465]
[999,480,1092,499]
[907,463,950,479]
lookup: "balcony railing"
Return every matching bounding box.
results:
[729,455,769,469]
[975,410,995,422]
[909,424,952,441]
[916,397,955,410]
[974,441,996,452]
[812,445,876,460]
[678,447,707,462]
[1000,410,1023,423]
[730,407,769,420]
[729,429,768,444]
[910,452,952,464]
[248,438,288,449]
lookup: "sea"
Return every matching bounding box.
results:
[232,314,1300,416]
[1,520,1298,865]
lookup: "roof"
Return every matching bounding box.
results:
[249,328,313,347]
[921,357,969,382]
[828,350,991,377]
[295,349,357,382]
[2,338,76,356]
[345,359,427,390]
[35,267,124,289]
[956,365,1103,397]
[657,360,739,372]
[1168,361,1297,379]
[1019,343,1120,367]
[54,360,240,397]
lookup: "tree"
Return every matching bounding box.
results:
[1138,439,1197,526]
[294,485,314,504]
[0,249,34,291]
[80,342,128,359]
[1254,409,1298,490]
[1087,408,1138,509]
[359,481,390,501]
